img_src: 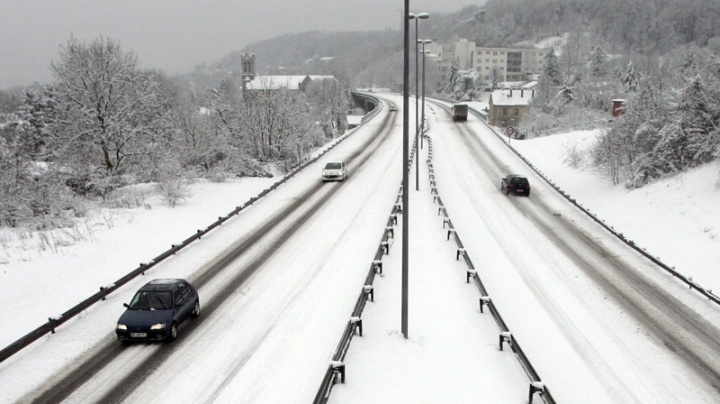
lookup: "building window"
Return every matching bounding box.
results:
[503,109,507,116]
[514,108,519,115]
[493,51,497,55]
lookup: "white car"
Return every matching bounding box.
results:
[321,161,347,182]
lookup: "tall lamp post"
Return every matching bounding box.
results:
[401,0,411,340]
[409,12,428,191]
[418,40,431,150]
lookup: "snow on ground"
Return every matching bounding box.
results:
[511,130,720,293]
[0,95,719,402]
[0,178,277,348]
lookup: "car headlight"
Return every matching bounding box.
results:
[150,323,167,330]
[117,324,127,330]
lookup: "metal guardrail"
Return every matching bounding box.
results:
[425,135,555,404]
[314,116,417,403]
[466,105,720,307]
[0,100,381,365]
[315,130,551,403]
[350,91,381,124]
[312,192,401,403]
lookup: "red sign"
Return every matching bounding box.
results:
[506,126,515,137]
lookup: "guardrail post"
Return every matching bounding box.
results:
[479,296,490,313]
[499,331,512,351]
[529,382,545,403]
[447,229,455,240]
[438,206,445,216]
[466,269,477,283]
[373,260,383,275]
[99,285,114,300]
[48,317,59,334]
[364,285,374,302]
[456,248,465,261]
[386,227,394,239]
[381,241,390,255]
[350,317,363,337]
[331,361,346,384]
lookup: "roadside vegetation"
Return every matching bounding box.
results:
[1,0,720,230]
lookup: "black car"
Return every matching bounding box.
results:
[116,279,200,343]
[501,174,531,196]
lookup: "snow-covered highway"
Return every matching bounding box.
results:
[1,93,719,403]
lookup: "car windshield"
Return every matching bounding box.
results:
[325,162,342,169]
[511,177,528,184]
[128,291,172,310]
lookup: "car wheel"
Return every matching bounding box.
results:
[526,190,531,197]
[167,322,178,342]
[191,300,200,318]
[505,187,510,195]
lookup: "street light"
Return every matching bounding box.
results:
[401,0,411,340]
[408,12,428,192]
[418,40,432,150]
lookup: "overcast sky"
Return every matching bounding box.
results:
[1,0,474,88]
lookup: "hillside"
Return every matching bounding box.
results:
[187,0,720,91]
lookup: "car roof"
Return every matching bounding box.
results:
[140,278,186,292]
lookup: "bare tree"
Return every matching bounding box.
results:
[52,36,165,178]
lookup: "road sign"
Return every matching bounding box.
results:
[506,126,515,137]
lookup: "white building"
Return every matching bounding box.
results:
[423,39,548,91]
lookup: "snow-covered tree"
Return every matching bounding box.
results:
[620,61,638,92]
[589,45,608,77]
[305,78,349,138]
[444,57,460,94]
[51,36,166,180]
[444,69,480,101]
[543,48,562,86]
[239,85,311,162]
[558,82,574,104]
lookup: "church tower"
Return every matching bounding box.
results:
[241,53,256,81]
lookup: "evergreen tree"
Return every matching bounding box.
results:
[589,45,608,77]
[675,75,720,164]
[543,48,562,86]
[444,57,460,94]
[559,83,574,104]
[621,61,638,92]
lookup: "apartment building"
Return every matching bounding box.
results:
[424,38,548,90]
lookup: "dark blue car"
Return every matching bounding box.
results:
[116,279,200,343]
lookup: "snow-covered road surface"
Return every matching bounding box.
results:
[1,93,719,403]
